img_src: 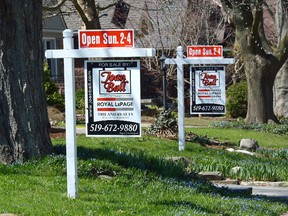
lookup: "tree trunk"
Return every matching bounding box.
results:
[73,0,101,29]
[244,54,279,124]
[0,0,53,163]
[274,62,288,117]
[274,1,288,117]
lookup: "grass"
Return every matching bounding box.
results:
[185,116,229,127]
[188,127,288,149]
[0,130,288,215]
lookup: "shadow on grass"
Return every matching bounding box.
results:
[54,144,191,181]
[152,200,217,215]
[54,144,288,205]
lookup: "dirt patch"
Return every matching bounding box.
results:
[50,131,66,139]
[50,127,66,139]
[48,106,65,126]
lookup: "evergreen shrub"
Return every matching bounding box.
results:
[44,63,65,111]
[226,81,248,118]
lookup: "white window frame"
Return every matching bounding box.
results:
[43,37,58,80]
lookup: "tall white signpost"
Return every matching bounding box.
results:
[45,29,155,198]
[165,46,235,151]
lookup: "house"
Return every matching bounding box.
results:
[42,0,230,98]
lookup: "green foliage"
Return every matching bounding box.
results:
[146,109,178,137]
[189,127,288,149]
[211,117,288,135]
[76,89,85,114]
[44,63,65,111]
[226,81,248,118]
[191,152,288,182]
[0,135,288,215]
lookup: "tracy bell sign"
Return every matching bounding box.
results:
[190,66,226,114]
[85,60,141,137]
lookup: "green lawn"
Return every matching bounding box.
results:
[0,129,287,215]
[188,127,288,148]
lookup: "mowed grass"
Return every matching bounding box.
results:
[188,127,288,149]
[0,131,288,215]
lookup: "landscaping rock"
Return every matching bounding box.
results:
[0,214,19,216]
[235,149,256,156]
[212,179,240,185]
[231,166,242,174]
[240,181,288,187]
[165,156,192,166]
[198,171,224,180]
[48,106,65,126]
[99,175,113,180]
[226,148,257,156]
[218,185,253,196]
[226,148,235,152]
[240,138,259,151]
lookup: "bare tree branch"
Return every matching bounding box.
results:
[43,0,67,11]
[71,0,89,25]
[96,1,118,11]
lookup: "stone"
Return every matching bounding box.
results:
[165,156,192,166]
[226,148,235,152]
[231,166,242,174]
[212,179,240,185]
[0,214,19,216]
[235,150,256,156]
[240,138,259,151]
[198,171,224,180]
[219,185,253,196]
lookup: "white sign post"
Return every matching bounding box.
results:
[165,46,235,151]
[45,29,155,198]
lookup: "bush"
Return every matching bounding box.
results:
[226,81,248,118]
[44,63,65,111]
[76,89,85,114]
[211,117,288,135]
[146,109,178,137]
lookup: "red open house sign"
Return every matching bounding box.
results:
[79,29,134,48]
[187,45,223,58]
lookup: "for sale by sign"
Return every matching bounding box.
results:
[187,45,223,58]
[190,66,226,114]
[79,29,134,48]
[85,60,141,137]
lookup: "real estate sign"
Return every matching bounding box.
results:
[85,60,141,137]
[79,29,134,48]
[190,66,226,114]
[187,45,223,58]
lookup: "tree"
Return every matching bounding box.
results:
[71,0,101,29]
[274,0,288,117]
[0,0,53,163]
[43,0,119,29]
[130,0,230,98]
[220,0,288,124]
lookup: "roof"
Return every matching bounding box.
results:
[59,0,192,48]
[43,0,225,49]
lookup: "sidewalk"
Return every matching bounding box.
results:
[215,183,288,201]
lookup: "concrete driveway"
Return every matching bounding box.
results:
[215,183,288,201]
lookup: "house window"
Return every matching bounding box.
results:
[111,1,131,28]
[43,38,58,80]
